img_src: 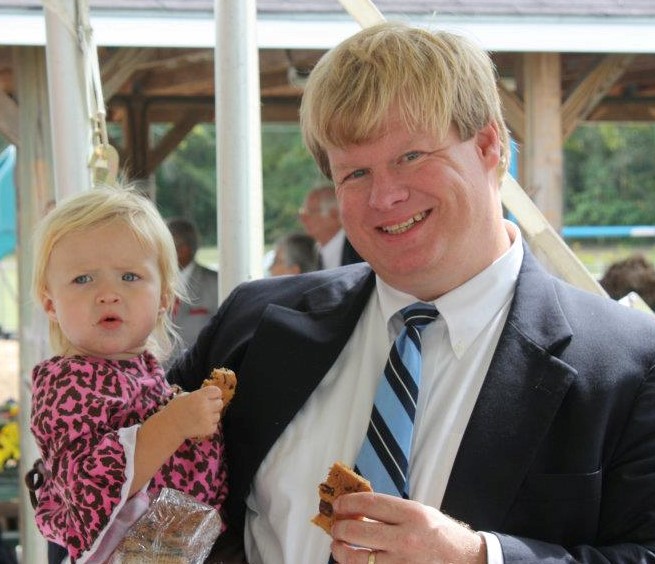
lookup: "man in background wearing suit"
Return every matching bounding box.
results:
[170,22,655,564]
[167,217,218,352]
[299,184,363,268]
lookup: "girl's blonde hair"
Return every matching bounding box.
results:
[31,183,186,360]
[300,22,511,181]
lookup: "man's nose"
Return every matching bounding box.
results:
[368,169,409,210]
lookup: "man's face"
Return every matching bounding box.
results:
[326,118,509,300]
[173,237,193,269]
[298,192,341,246]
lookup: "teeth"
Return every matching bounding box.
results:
[382,212,427,234]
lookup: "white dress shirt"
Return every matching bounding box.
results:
[320,228,346,270]
[245,221,523,564]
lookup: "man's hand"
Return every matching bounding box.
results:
[329,492,487,564]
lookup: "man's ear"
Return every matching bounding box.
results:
[476,121,502,170]
[41,292,58,322]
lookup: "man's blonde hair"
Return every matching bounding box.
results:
[31,183,185,360]
[300,22,510,180]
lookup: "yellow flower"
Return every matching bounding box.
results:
[0,403,20,471]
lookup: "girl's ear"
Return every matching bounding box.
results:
[41,291,58,322]
[159,292,170,313]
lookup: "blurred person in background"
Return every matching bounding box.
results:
[600,253,655,310]
[166,217,219,351]
[269,232,320,276]
[299,184,363,269]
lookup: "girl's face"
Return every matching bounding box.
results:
[42,221,166,360]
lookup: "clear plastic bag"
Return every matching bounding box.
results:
[108,488,222,563]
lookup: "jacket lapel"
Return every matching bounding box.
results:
[227,266,376,489]
[441,249,577,530]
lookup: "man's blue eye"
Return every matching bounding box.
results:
[348,169,367,180]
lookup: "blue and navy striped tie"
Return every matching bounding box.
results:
[354,302,439,497]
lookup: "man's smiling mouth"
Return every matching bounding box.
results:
[380,211,428,235]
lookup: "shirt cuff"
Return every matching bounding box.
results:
[479,531,504,564]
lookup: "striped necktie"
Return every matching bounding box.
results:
[354,302,439,497]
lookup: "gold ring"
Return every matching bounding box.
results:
[367,551,377,564]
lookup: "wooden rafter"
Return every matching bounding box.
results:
[147,109,202,174]
[498,81,525,143]
[101,47,159,99]
[561,54,635,140]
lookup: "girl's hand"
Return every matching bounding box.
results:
[163,386,224,441]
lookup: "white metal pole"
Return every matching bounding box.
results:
[214,0,264,300]
[43,0,93,198]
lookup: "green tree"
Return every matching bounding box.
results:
[564,124,655,225]
[156,124,218,245]
[261,123,324,243]
[155,123,322,247]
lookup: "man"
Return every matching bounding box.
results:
[169,23,655,563]
[299,184,364,268]
[166,217,218,352]
[268,232,320,276]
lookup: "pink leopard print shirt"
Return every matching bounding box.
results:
[30,351,227,562]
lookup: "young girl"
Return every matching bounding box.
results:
[29,184,226,563]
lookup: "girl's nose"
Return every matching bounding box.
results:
[97,289,120,304]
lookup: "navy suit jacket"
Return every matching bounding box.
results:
[169,247,655,562]
[341,237,364,266]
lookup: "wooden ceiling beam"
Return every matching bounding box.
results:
[146,109,202,174]
[588,99,655,121]
[260,68,292,90]
[132,49,213,72]
[109,94,304,123]
[498,80,525,143]
[133,60,214,96]
[102,47,160,99]
[561,54,635,141]
[261,97,302,122]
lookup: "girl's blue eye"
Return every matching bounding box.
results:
[73,274,92,284]
[122,272,140,282]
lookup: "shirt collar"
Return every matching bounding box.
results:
[320,229,346,270]
[376,220,523,356]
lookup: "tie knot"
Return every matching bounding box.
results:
[400,302,439,329]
